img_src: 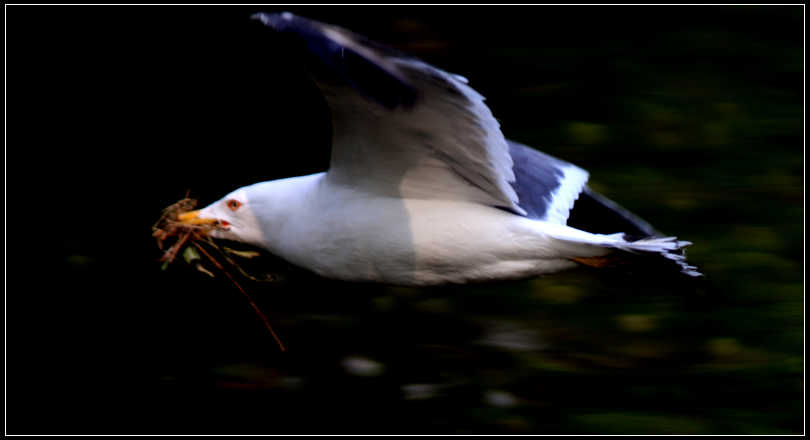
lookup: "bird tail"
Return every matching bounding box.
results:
[571,235,702,277]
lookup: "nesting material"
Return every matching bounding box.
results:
[153,197,286,352]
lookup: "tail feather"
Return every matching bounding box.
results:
[619,236,701,277]
[575,236,702,277]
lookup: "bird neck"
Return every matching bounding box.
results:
[243,172,326,254]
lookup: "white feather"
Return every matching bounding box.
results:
[545,164,589,225]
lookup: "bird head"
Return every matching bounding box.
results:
[176,187,266,247]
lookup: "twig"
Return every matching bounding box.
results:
[159,230,193,263]
[191,241,286,352]
[207,240,282,283]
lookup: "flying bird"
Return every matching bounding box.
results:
[176,12,700,286]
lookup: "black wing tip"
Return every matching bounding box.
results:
[250,11,419,111]
[567,186,662,238]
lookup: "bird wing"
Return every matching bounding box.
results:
[507,140,590,224]
[253,12,524,215]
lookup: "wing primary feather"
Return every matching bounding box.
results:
[252,12,418,109]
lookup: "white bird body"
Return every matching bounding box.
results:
[199,173,679,286]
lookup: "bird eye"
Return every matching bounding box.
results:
[226,199,242,211]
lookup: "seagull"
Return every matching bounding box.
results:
[176,12,700,286]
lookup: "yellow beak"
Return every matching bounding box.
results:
[177,210,218,225]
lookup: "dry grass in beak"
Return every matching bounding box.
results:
[153,197,286,352]
[153,198,220,264]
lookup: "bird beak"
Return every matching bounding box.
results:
[176,210,219,226]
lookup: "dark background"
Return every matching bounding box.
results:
[7,5,804,434]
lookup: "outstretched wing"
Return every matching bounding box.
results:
[253,12,524,214]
